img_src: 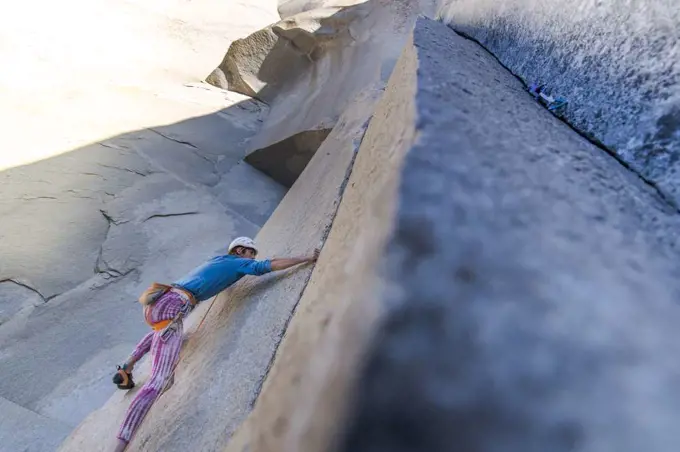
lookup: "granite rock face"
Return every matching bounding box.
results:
[340,18,680,452]
[439,0,680,206]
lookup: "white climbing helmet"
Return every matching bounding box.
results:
[228,236,259,255]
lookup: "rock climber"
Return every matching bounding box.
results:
[111,236,320,452]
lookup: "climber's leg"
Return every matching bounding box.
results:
[113,439,127,452]
[115,324,183,447]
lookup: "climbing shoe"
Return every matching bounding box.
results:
[112,364,135,390]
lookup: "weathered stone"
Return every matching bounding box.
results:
[0,396,72,452]
[249,0,430,161]
[337,18,680,452]
[0,281,44,327]
[213,161,288,226]
[206,4,375,102]
[439,0,680,205]
[272,7,361,55]
[96,174,236,278]
[0,143,153,300]
[245,129,332,187]
[208,0,436,158]
[206,27,291,98]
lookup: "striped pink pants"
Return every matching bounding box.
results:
[116,291,185,443]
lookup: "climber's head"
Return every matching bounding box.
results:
[228,236,259,259]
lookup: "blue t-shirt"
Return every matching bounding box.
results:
[173,254,273,302]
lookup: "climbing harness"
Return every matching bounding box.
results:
[528,82,568,115]
[140,283,198,331]
[112,284,202,392]
[138,282,197,309]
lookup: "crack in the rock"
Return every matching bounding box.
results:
[100,209,129,226]
[142,212,199,222]
[94,254,127,280]
[97,141,127,151]
[95,264,135,280]
[148,128,220,176]
[94,209,134,279]
[94,246,106,276]
[60,189,96,200]
[149,128,199,149]
[95,211,112,277]
[196,151,218,168]
[93,227,133,280]
[188,150,220,182]
[250,116,372,406]
[96,163,152,177]
[451,26,680,213]
[81,172,106,180]
[18,196,58,201]
[93,268,139,290]
[0,278,47,303]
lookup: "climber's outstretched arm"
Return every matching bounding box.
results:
[270,248,320,271]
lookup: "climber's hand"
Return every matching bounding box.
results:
[308,248,320,263]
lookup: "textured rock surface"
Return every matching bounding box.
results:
[206,5,365,101]
[206,25,309,100]
[213,161,288,226]
[338,18,680,452]
[211,0,436,155]
[439,0,680,205]
[0,396,72,452]
[206,3,378,103]
[57,80,379,452]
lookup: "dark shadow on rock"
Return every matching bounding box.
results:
[245,128,332,187]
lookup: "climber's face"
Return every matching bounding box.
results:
[234,246,257,259]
